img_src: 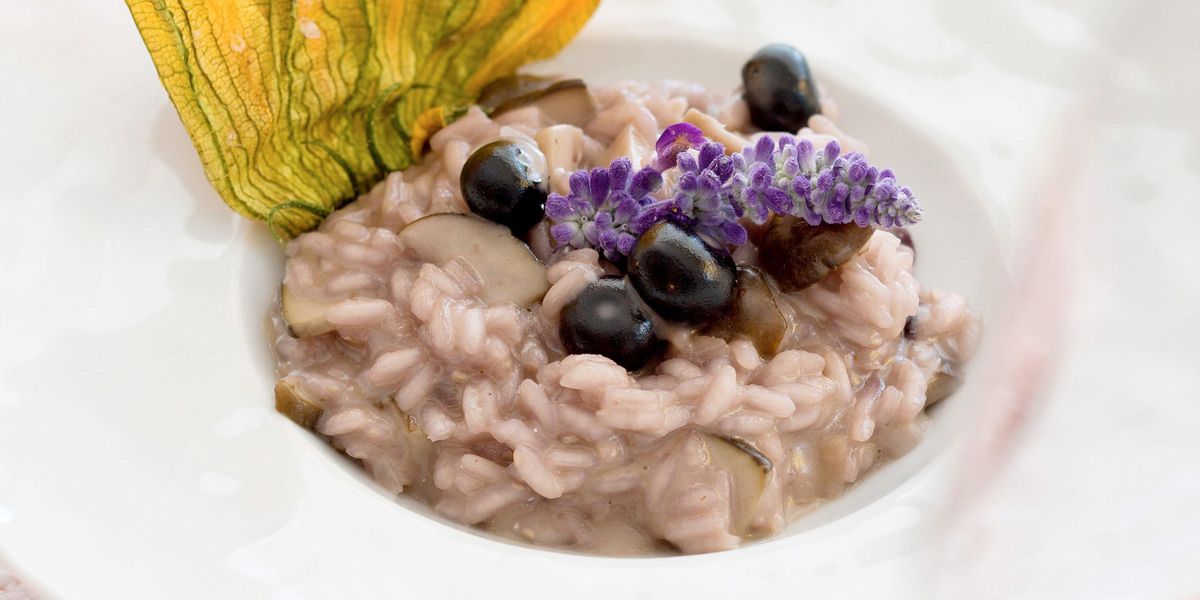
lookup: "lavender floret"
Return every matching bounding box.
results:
[545,122,922,260]
[545,157,663,261]
[652,122,706,171]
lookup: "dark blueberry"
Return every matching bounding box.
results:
[460,140,547,234]
[741,44,821,132]
[559,277,660,370]
[627,222,737,324]
[903,315,917,339]
[758,217,874,292]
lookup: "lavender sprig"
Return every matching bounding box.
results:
[545,122,922,260]
[632,137,748,246]
[545,157,663,261]
[730,134,923,229]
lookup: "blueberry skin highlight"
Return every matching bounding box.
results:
[460,140,547,234]
[559,277,661,371]
[627,222,737,324]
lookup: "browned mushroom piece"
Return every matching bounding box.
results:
[925,362,963,407]
[758,217,874,292]
[280,284,335,338]
[478,76,596,127]
[274,378,323,430]
[703,267,787,356]
[701,433,772,535]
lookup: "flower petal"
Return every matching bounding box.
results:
[544,193,573,221]
[749,162,773,190]
[753,135,775,163]
[608,157,632,191]
[764,187,794,214]
[822,140,841,163]
[677,152,699,174]
[613,198,638,223]
[589,167,610,205]
[654,122,706,170]
[616,232,637,255]
[629,167,663,198]
[569,170,590,198]
[550,222,579,247]
[698,142,723,170]
[710,155,734,182]
[718,219,749,246]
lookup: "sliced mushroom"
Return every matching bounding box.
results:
[280,284,335,338]
[478,75,556,110]
[758,217,874,292]
[479,76,597,128]
[702,267,787,356]
[598,124,652,170]
[682,108,750,154]
[925,362,963,407]
[534,124,584,195]
[399,412,434,477]
[274,377,323,429]
[397,213,550,307]
[701,433,771,534]
[817,434,851,495]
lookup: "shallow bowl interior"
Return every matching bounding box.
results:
[237,32,1007,556]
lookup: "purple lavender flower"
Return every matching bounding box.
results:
[672,141,747,246]
[728,133,923,229]
[652,122,706,171]
[546,157,663,261]
[544,122,922,262]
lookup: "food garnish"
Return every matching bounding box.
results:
[125,0,598,241]
[544,159,664,262]
[546,123,924,260]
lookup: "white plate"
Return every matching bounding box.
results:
[0,2,1012,598]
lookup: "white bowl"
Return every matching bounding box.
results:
[0,5,1007,599]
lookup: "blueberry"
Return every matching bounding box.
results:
[627,222,737,324]
[741,44,821,132]
[559,277,660,370]
[460,140,547,233]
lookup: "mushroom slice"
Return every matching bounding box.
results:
[758,217,874,292]
[398,213,549,307]
[925,362,963,407]
[703,267,787,356]
[701,433,772,534]
[274,377,323,430]
[480,76,597,128]
[280,284,335,338]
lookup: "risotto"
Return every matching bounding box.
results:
[270,46,979,555]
